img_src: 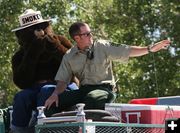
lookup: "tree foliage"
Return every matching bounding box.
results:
[0,0,179,107]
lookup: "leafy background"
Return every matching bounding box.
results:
[0,0,179,108]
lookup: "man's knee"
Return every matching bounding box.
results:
[87,90,109,100]
[84,90,110,109]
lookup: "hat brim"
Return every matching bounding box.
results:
[12,19,51,32]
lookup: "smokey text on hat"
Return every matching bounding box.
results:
[22,14,42,25]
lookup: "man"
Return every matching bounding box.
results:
[45,22,170,111]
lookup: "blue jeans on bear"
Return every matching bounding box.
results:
[11,83,56,127]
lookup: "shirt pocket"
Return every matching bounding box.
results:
[88,58,108,74]
[70,55,87,77]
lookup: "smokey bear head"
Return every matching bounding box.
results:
[15,22,51,46]
[12,9,52,46]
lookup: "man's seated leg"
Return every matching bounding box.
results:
[83,88,116,110]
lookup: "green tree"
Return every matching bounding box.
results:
[0,0,24,107]
[105,0,180,102]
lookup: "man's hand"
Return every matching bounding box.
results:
[44,81,67,109]
[150,39,171,52]
[44,93,59,110]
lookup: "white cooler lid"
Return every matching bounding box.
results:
[105,103,180,111]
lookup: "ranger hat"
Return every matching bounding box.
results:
[12,9,51,32]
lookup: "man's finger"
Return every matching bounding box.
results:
[44,101,48,108]
[56,100,58,107]
[47,102,53,110]
[45,100,52,110]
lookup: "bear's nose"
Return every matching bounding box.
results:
[34,29,45,38]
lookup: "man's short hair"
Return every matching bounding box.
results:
[69,22,86,40]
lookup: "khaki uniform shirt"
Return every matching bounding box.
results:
[55,40,131,86]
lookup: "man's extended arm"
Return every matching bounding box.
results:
[129,40,170,57]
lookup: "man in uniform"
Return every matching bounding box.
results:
[45,22,170,111]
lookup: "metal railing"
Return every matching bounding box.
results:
[35,104,165,133]
[35,122,165,133]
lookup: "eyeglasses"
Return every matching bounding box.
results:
[77,31,92,37]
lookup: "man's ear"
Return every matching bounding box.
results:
[74,35,80,42]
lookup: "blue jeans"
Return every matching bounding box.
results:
[12,83,56,127]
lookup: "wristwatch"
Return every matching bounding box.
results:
[147,45,153,53]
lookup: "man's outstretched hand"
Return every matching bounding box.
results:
[149,39,171,53]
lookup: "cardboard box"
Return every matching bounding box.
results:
[105,103,180,124]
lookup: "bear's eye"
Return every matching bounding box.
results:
[30,22,49,31]
[36,29,42,32]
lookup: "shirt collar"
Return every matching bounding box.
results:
[72,45,89,55]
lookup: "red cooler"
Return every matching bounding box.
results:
[105,103,180,124]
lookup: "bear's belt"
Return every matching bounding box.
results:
[37,79,54,84]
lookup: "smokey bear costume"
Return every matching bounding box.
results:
[10,9,79,133]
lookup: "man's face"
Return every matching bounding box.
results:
[75,24,93,50]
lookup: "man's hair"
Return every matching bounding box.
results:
[69,22,86,40]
